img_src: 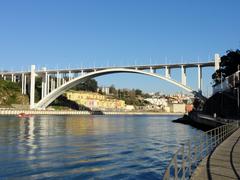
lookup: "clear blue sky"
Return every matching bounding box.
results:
[0,0,239,94]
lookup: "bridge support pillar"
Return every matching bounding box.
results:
[181,65,187,85]
[56,71,60,88]
[21,74,24,94]
[11,74,14,82]
[51,76,55,91]
[23,74,27,94]
[30,65,36,109]
[165,66,171,78]
[68,71,72,81]
[41,68,48,99]
[47,74,50,94]
[53,76,56,90]
[150,67,153,73]
[149,67,156,73]
[21,73,27,94]
[214,53,221,70]
[197,65,202,92]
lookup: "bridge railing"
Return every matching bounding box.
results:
[163,121,239,180]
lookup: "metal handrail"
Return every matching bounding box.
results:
[163,121,239,180]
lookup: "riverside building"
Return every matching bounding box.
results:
[66,90,125,111]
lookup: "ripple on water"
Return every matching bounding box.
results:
[0,115,202,179]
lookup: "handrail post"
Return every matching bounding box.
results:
[200,134,202,159]
[229,124,231,135]
[182,145,185,180]
[223,125,225,140]
[227,124,229,136]
[224,125,226,139]
[213,128,216,147]
[210,130,213,151]
[220,126,222,142]
[194,145,197,166]
[163,168,170,180]
[174,154,178,180]
[223,125,226,140]
[225,124,229,137]
[220,126,223,143]
[206,133,208,154]
[218,127,220,144]
[226,124,228,136]
[188,140,192,175]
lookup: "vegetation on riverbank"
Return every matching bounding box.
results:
[212,49,240,84]
[107,85,150,106]
[0,80,29,107]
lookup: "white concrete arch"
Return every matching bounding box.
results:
[35,68,197,109]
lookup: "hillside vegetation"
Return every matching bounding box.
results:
[0,80,29,107]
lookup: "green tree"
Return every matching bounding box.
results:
[220,49,240,77]
[109,85,117,95]
[135,89,142,96]
[212,49,240,84]
[72,78,98,92]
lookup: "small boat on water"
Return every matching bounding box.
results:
[16,113,33,118]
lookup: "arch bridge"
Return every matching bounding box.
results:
[0,54,221,109]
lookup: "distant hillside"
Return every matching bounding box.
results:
[0,80,29,107]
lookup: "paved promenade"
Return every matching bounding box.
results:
[191,128,240,180]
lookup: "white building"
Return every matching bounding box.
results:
[125,105,135,111]
[98,86,110,95]
[169,103,186,113]
[145,98,168,108]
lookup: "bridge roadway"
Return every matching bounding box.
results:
[191,128,240,180]
[0,61,214,75]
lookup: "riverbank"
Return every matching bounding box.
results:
[173,111,239,131]
[0,109,184,116]
[172,114,215,131]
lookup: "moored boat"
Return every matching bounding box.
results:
[16,113,33,118]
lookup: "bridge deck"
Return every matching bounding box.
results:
[0,61,214,75]
[191,128,240,180]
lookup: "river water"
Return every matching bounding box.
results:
[0,115,203,179]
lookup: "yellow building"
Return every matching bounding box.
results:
[66,90,125,110]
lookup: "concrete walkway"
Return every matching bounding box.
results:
[191,128,240,180]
